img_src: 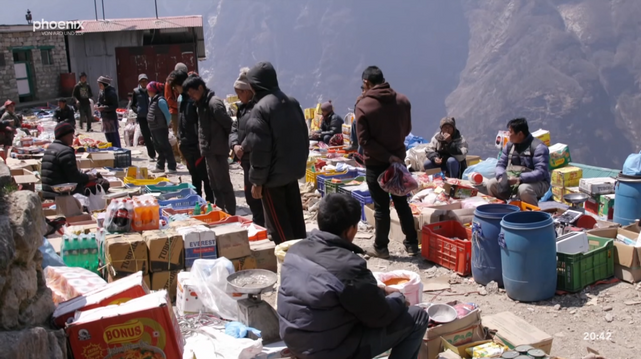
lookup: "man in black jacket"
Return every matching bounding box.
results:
[170,70,214,202]
[41,122,96,199]
[278,193,430,359]
[245,62,309,244]
[72,72,93,131]
[53,98,75,128]
[184,76,236,215]
[229,67,264,226]
[310,100,344,144]
[130,73,156,161]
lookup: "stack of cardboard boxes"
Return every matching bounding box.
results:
[211,225,255,271]
[143,229,185,302]
[104,233,150,288]
[551,166,583,206]
[580,177,617,221]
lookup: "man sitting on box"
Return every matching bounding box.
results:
[487,118,550,205]
[278,193,430,359]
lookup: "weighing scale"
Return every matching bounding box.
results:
[555,193,597,236]
[227,269,281,344]
[52,182,84,217]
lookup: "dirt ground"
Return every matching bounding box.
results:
[83,127,641,359]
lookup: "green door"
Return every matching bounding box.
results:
[12,50,34,101]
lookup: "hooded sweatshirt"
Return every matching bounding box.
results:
[245,62,309,187]
[355,83,411,166]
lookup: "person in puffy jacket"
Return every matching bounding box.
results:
[487,118,550,205]
[183,75,236,215]
[310,101,343,144]
[0,99,21,146]
[229,67,264,227]
[170,70,213,202]
[424,117,469,178]
[53,98,76,128]
[278,193,430,359]
[147,81,177,174]
[245,61,309,244]
[96,76,121,148]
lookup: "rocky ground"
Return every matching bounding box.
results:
[82,128,640,359]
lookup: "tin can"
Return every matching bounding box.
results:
[527,349,547,358]
[514,356,531,359]
[501,351,521,359]
[514,345,535,354]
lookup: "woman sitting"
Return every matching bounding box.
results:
[424,117,469,178]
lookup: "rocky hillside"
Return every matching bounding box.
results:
[4,0,641,167]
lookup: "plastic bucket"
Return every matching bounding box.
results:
[500,211,557,302]
[613,173,641,225]
[472,204,520,286]
[373,270,424,306]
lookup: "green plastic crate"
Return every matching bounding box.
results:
[325,176,365,195]
[556,235,614,292]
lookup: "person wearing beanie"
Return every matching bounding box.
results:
[424,116,469,178]
[72,71,94,131]
[146,81,177,175]
[96,76,121,148]
[53,98,76,128]
[170,70,214,202]
[229,67,265,227]
[131,73,156,161]
[0,99,22,146]
[244,61,309,244]
[41,123,101,199]
[182,75,236,215]
[310,100,344,144]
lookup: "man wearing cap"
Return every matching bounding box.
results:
[96,76,121,148]
[41,122,102,199]
[131,73,156,161]
[53,98,76,128]
[0,100,22,146]
[72,72,94,131]
[310,101,344,145]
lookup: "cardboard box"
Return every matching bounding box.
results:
[212,224,251,260]
[105,233,149,276]
[176,271,206,315]
[548,143,571,170]
[588,227,641,283]
[142,229,185,272]
[76,157,93,169]
[440,339,494,359]
[151,270,179,301]
[66,290,184,359]
[551,166,582,187]
[178,225,217,269]
[422,304,484,359]
[250,239,277,272]
[232,255,258,271]
[85,151,115,168]
[8,159,41,172]
[599,194,615,221]
[465,155,481,166]
[11,168,39,189]
[53,271,149,328]
[442,182,479,199]
[579,177,616,195]
[482,311,553,354]
[532,129,551,147]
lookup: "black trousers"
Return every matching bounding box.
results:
[181,145,214,203]
[241,160,265,227]
[261,181,307,245]
[205,155,236,215]
[151,128,176,171]
[137,116,156,159]
[365,164,418,249]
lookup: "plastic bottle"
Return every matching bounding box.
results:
[87,233,99,272]
[207,203,213,214]
[193,202,201,215]
[78,234,89,269]
[70,236,80,267]
[125,199,134,232]
[61,236,72,266]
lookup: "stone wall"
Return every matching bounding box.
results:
[0,31,68,102]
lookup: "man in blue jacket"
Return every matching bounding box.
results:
[278,193,430,359]
[487,118,550,205]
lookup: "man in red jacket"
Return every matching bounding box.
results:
[355,66,417,258]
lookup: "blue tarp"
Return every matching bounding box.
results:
[404,133,428,150]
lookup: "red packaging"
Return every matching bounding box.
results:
[66,290,184,359]
[53,271,148,328]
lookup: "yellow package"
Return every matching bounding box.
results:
[465,342,506,358]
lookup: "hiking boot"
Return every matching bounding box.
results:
[166,169,177,175]
[150,168,164,174]
[405,244,419,257]
[365,245,390,259]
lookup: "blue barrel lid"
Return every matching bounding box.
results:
[501,211,553,230]
[474,204,520,220]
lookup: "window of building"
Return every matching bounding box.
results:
[0,53,5,67]
[41,49,53,65]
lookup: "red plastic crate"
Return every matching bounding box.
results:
[421,221,472,276]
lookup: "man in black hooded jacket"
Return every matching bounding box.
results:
[245,62,309,244]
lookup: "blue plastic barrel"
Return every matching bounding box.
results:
[614,173,641,225]
[472,204,520,286]
[500,211,557,302]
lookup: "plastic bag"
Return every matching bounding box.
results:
[84,184,106,212]
[462,158,498,181]
[225,322,262,339]
[404,132,428,150]
[623,151,641,176]
[39,237,66,268]
[405,144,430,171]
[377,162,418,197]
[183,326,262,359]
[373,270,423,306]
[168,131,178,147]
[190,258,238,321]
[72,193,90,213]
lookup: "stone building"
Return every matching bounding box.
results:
[0,25,68,103]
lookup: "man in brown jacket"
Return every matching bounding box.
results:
[355,66,417,258]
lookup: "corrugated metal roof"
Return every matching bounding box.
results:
[78,15,202,33]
